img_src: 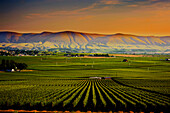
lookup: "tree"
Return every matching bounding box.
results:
[6,60,10,69]
[10,60,16,69]
[16,63,28,70]
[22,63,28,70]
[1,59,6,70]
[1,59,28,71]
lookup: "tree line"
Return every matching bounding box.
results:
[0,59,27,71]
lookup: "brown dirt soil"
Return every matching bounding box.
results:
[20,70,34,72]
[109,54,153,57]
[83,56,115,58]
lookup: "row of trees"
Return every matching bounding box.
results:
[0,59,27,71]
[92,54,109,57]
[64,54,84,57]
[64,53,110,57]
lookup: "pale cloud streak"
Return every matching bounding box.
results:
[25,0,121,19]
[25,2,98,19]
[25,0,122,19]
[25,0,170,19]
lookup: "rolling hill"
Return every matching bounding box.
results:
[0,31,169,53]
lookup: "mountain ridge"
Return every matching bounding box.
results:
[2,30,168,37]
[0,31,169,53]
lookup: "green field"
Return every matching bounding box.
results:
[0,55,169,112]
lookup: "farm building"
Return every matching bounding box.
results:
[6,69,15,72]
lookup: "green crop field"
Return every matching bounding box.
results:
[0,55,169,112]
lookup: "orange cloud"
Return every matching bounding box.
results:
[25,3,97,19]
[149,0,159,1]
[25,16,33,19]
[29,13,41,16]
[142,1,170,9]
[100,0,121,5]
[127,5,138,7]
[25,0,124,19]
[9,0,170,36]
[25,13,41,19]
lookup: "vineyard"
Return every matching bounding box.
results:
[0,79,169,112]
[0,55,170,112]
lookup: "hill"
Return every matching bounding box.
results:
[0,31,169,53]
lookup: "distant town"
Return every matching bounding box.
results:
[1,49,170,57]
[0,49,52,56]
[0,49,112,57]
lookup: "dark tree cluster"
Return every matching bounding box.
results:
[64,54,84,57]
[93,54,109,57]
[0,59,27,71]
[0,51,10,56]
[0,50,40,56]
[14,50,39,55]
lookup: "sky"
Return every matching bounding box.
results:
[0,0,170,36]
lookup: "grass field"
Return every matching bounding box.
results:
[0,55,169,112]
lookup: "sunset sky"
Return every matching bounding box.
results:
[0,0,170,36]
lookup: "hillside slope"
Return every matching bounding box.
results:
[0,31,169,53]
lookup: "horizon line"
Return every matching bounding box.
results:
[0,30,169,37]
